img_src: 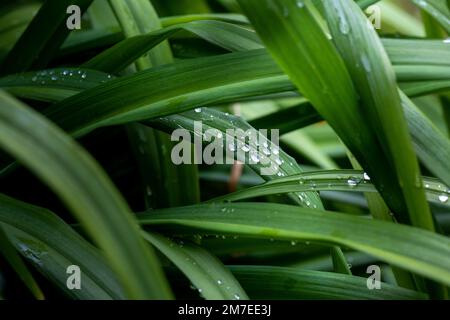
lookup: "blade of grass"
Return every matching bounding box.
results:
[412,0,450,33]
[0,225,44,299]
[208,169,450,207]
[229,265,427,300]
[0,91,172,299]
[83,20,262,73]
[138,202,450,286]
[142,232,248,300]
[0,193,124,299]
[2,63,449,192]
[148,108,323,208]
[331,246,352,275]
[0,0,94,75]
[108,0,199,207]
[323,0,433,231]
[237,0,432,227]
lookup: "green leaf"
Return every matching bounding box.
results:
[0,193,124,299]
[83,20,262,73]
[1,60,449,193]
[160,14,249,26]
[323,0,433,230]
[230,265,427,299]
[0,91,172,299]
[209,169,450,207]
[0,0,94,75]
[412,0,450,33]
[108,0,200,208]
[142,232,248,300]
[138,202,450,286]
[45,48,449,136]
[0,225,44,300]
[237,0,434,227]
[148,107,323,208]
[331,246,352,275]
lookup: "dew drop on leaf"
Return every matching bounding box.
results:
[438,194,449,203]
[347,177,360,187]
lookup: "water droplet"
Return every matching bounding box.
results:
[81,73,87,79]
[363,172,371,180]
[51,76,58,81]
[275,158,283,165]
[416,0,428,8]
[242,145,250,152]
[438,194,449,203]
[443,38,450,44]
[194,108,202,113]
[339,17,350,34]
[19,246,40,265]
[233,294,241,300]
[31,76,37,82]
[194,234,203,241]
[272,148,280,155]
[250,153,260,163]
[347,177,360,187]
[217,280,223,285]
[296,0,304,8]
[361,54,372,72]
[291,240,297,246]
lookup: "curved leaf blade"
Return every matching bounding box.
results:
[0,91,172,299]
